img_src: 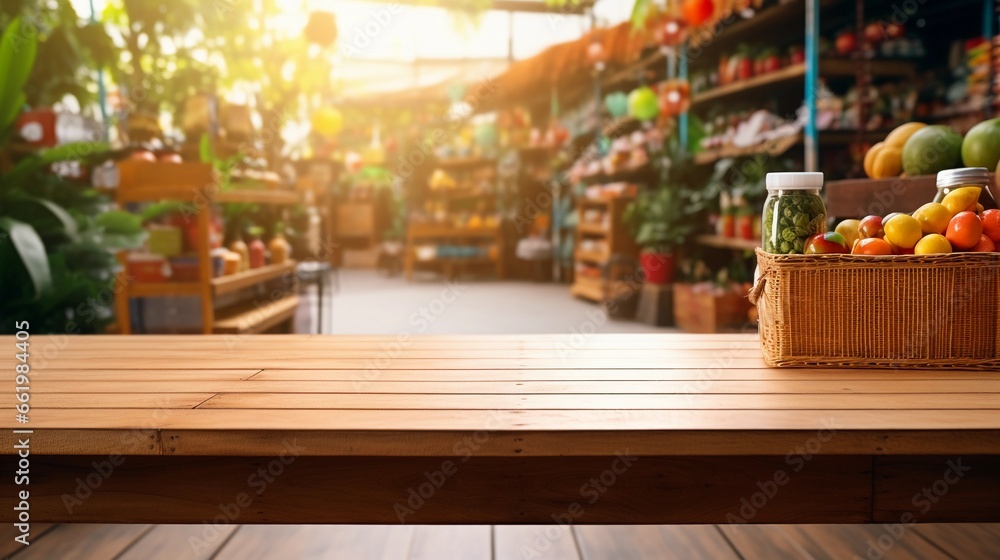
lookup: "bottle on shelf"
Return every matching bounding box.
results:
[230,238,250,272]
[248,227,266,269]
[269,223,291,264]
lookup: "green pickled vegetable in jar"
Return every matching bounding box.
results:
[762,172,827,254]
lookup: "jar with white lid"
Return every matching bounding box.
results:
[933,167,997,209]
[762,172,827,254]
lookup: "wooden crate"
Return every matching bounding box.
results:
[673,283,752,333]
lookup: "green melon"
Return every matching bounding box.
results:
[962,118,1000,170]
[901,125,963,176]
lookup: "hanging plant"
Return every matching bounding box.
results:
[304,11,338,47]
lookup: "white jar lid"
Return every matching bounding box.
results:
[766,172,824,191]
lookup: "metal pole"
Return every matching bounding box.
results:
[985,0,996,117]
[679,43,689,151]
[804,0,819,172]
[89,0,109,140]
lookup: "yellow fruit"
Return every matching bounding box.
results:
[863,142,884,177]
[884,122,927,148]
[883,214,923,249]
[869,145,903,178]
[914,233,952,255]
[911,203,952,235]
[835,219,862,248]
[941,186,983,217]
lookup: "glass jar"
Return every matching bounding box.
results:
[933,167,998,209]
[762,172,827,254]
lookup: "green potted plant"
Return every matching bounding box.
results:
[624,185,693,284]
[0,17,144,334]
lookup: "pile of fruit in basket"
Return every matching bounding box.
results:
[819,186,1000,255]
[864,119,1000,179]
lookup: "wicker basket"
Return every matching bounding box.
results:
[750,248,1000,369]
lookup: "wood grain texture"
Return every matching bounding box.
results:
[1,455,871,525]
[115,524,239,560]
[210,526,415,560]
[494,525,581,560]
[911,523,1000,559]
[873,455,1000,522]
[5,524,151,559]
[718,524,952,560]
[406,526,491,560]
[574,525,740,560]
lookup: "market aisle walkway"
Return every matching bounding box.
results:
[315,269,671,334]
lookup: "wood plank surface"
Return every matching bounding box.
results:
[574,525,739,560]
[20,378,1000,394]
[195,392,1000,410]
[6,524,152,559]
[210,526,415,560]
[115,524,239,560]
[494,525,581,560]
[718,524,953,560]
[911,523,1000,559]
[4,455,871,524]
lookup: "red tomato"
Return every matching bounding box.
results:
[684,0,714,27]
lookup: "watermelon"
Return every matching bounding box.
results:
[901,125,963,176]
[962,118,1000,170]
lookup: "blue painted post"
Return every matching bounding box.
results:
[985,0,996,117]
[679,43,689,151]
[805,0,819,172]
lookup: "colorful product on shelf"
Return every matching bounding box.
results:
[169,257,201,282]
[229,239,250,272]
[147,225,183,257]
[269,233,291,264]
[248,235,267,269]
[127,253,170,283]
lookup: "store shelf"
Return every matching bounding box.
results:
[694,134,802,165]
[696,235,760,252]
[434,156,496,169]
[213,294,300,334]
[575,249,609,264]
[820,58,917,79]
[579,163,655,185]
[214,189,299,205]
[212,261,297,297]
[693,1,805,60]
[408,224,501,239]
[126,282,202,297]
[691,63,806,108]
[578,222,608,235]
[570,276,604,302]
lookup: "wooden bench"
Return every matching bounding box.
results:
[2,334,998,524]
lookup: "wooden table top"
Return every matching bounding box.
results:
[4,334,1000,457]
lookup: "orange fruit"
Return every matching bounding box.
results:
[982,209,1000,243]
[945,211,984,251]
[852,237,893,255]
[970,234,996,253]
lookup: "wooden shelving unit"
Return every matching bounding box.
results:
[114,160,300,335]
[405,157,502,280]
[404,223,503,280]
[694,134,802,165]
[696,235,760,252]
[570,195,636,302]
[692,63,807,108]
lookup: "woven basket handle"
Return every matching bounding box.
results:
[748,273,767,306]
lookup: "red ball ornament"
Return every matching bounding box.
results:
[683,0,715,27]
[586,41,607,69]
[658,79,691,117]
[654,16,688,48]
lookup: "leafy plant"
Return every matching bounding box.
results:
[0,17,144,334]
[624,184,695,252]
